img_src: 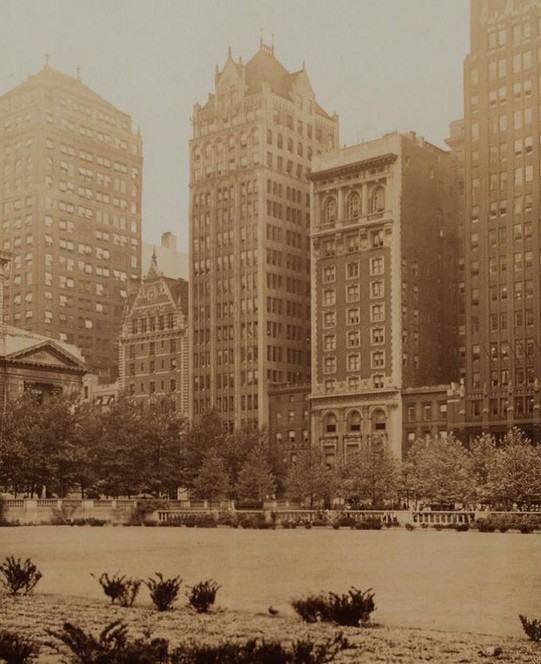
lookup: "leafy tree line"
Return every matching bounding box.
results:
[1,393,539,508]
[0,396,281,501]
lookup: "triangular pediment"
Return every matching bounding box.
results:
[7,342,85,370]
[129,279,175,314]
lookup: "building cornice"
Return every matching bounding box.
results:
[308,153,398,183]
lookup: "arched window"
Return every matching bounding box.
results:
[204,143,212,159]
[324,412,337,434]
[347,410,362,432]
[193,146,201,162]
[371,186,385,213]
[240,132,248,147]
[371,408,386,433]
[347,192,361,218]
[277,133,283,149]
[323,197,337,223]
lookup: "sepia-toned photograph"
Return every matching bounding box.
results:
[0,0,540,661]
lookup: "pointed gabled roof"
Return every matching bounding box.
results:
[244,46,293,98]
[3,64,127,116]
[144,249,162,281]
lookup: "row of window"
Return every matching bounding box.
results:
[321,188,385,224]
[322,409,387,434]
[324,327,385,350]
[323,303,385,328]
[322,281,384,305]
[323,350,385,374]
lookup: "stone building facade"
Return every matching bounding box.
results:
[119,254,189,415]
[309,132,460,462]
[463,0,541,442]
[189,41,338,431]
[0,63,142,382]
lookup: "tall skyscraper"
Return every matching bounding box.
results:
[0,63,142,382]
[464,0,541,441]
[189,42,338,431]
[309,132,460,461]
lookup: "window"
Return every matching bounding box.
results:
[370,256,384,275]
[372,350,385,368]
[323,310,336,328]
[324,412,337,434]
[347,192,361,218]
[323,266,335,283]
[371,327,384,344]
[324,356,336,373]
[370,186,385,213]
[323,289,336,306]
[347,410,361,432]
[347,308,360,325]
[347,353,360,371]
[324,334,336,351]
[323,197,337,223]
[371,303,384,322]
[347,330,360,347]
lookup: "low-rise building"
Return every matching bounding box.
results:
[268,383,311,464]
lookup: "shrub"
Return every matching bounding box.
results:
[237,513,268,529]
[405,523,415,531]
[71,518,107,527]
[46,620,169,664]
[476,520,496,533]
[304,522,312,529]
[0,630,40,664]
[0,556,42,596]
[129,499,170,526]
[453,523,470,532]
[292,588,375,627]
[329,588,375,626]
[92,572,141,607]
[354,518,383,531]
[519,524,534,534]
[186,579,221,613]
[216,511,236,527]
[171,631,350,663]
[50,503,76,525]
[146,573,182,611]
[291,594,332,623]
[519,614,541,642]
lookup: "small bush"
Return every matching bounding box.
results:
[329,588,375,626]
[519,524,534,534]
[46,620,169,664]
[186,579,221,613]
[129,499,170,526]
[476,520,496,533]
[453,523,470,532]
[304,522,312,529]
[50,503,76,526]
[405,523,415,531]
[92,572,141,607]
[292,588,375,627]
[519,614,541,642]
[146,573,182,611]
[71,518,107,527]
[0,556,42,596]
[172,631,350,663]
[0,630,40,664]
[291,594,332,623]
[237,513,268,529]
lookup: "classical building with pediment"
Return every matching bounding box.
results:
[118,253,189,415]
[0,251,86,405]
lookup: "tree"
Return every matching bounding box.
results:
[405,434,475,504]
[285,448,335,508]
[335,437,398,507]
[192,448,230,501]
[236,445,276,501]
[485,428,541,507]
[95,396,186,498]
[469,432,497,502]
[181,410,226,488]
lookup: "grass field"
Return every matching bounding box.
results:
[1,525,539,637]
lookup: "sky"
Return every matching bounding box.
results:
[0,0,470,250]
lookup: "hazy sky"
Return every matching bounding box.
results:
[1,0,470,250]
